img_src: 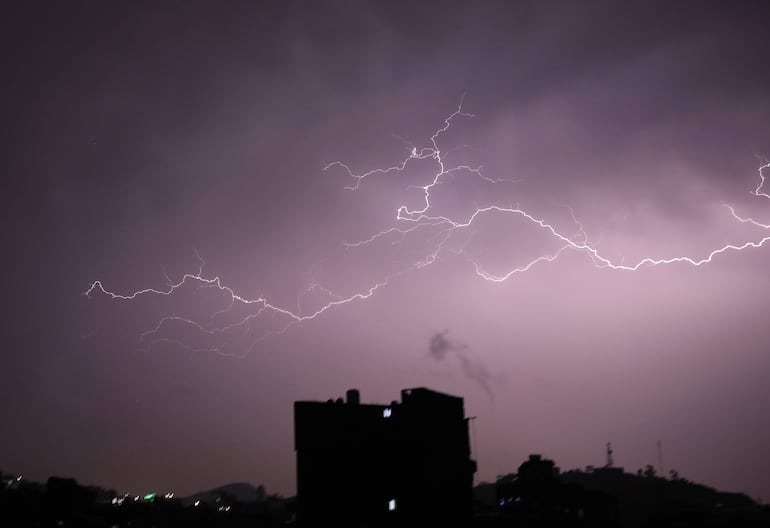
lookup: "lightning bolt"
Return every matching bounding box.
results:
[84,100,770,356]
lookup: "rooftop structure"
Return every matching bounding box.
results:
[294,387,476,527]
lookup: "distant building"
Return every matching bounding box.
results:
[496,454,618,525]
[294,387,476,527]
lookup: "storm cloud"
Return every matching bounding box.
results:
[3,0,770,501]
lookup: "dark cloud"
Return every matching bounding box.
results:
[2,0,770,501]
[428,329,466,360]
[428,331,493,400]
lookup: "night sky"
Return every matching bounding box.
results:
[4,1,770,501]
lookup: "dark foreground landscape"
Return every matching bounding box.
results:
[3,462,769,528]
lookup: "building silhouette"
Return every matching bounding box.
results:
[294,387,476,527]
[496,454,619,526]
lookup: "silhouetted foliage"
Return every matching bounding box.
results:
[561,466,764,527]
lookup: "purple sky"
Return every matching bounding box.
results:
[4,1,770,501]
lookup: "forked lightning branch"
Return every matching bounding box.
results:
[85,102,770,356]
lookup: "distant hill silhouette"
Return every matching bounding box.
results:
[560,467,762,526]
[473,458,767,527]
[182,482,265,505]
[1,474,294,527]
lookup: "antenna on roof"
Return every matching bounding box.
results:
[466,416,478,460]
[606,442,614,468]
[657,440,664,476]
